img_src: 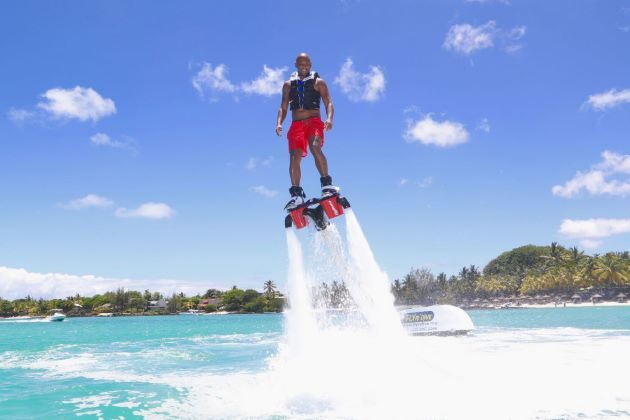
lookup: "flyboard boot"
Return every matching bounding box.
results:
[284,186,305,210]
[284,176,350,231]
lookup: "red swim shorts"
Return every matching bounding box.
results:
[287,117,325,158]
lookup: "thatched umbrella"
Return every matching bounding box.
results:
[617,293,627,303]
[571,294,582,303]
[591,293,603,303]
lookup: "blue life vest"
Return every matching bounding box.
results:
[289,71,321,111]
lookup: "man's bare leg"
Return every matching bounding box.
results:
[309,136,338,196]
[289,149,303,186]
[308,136,328,177]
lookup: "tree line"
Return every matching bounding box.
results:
[391,243,630,305]
[0,280,284,317]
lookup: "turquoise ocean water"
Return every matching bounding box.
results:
[1,307,630,419]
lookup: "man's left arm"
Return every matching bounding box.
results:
[317,79,334,131]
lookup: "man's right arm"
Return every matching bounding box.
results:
[276,82,290,136]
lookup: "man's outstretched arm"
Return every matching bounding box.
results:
[276,82,290,136]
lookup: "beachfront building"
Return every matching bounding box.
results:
[148,299,167,310]
[197,298,221,310]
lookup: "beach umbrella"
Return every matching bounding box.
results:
[616,293,627,298]
[571,294,581,299]
[591,294,603,298]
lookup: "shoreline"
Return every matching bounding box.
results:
[464,301,630,310]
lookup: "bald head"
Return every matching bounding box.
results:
[295,53,312,78]
[295,53,312,64]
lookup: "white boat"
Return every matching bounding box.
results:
[399,305,474,336]
[179,309,201,315]
[45,312,66,322]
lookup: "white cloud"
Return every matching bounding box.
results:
[559,218,630,239]
[245,156,274,170]
[399,177,409,186]
[404,115,469,147]
[552,150,630,197]
[241,65,288,96]
[0,266,208,300]
[115,203,175,219]
[250,185,278,198]
[90,132,125,148]
[61,194,114,210]
[443,21,496,55]
[579,239,603,249]
[478,118,491,133]
[37,86,116,122]
[508,25,527,40]
[192,63,237,97]
[443,21,527,56]
[334,58,386,102]
[585,88,630,111]
[7,107,36,122]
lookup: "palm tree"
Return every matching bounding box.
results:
[592,253,629,287]
[263,280,277,299]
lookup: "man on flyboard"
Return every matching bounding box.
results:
[275,53,340,210]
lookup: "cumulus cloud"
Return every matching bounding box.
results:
[404,115,469,147]
[115,202,175,220]
[37,86,116,122]
[559,218,630,239]
[443,21,526,55]
[0,266,208,300]
[399,178,409,186]
[443,21,496,55]
[552,150,630,198]
[7,107,36,123]
[192,63,237,97]
[245,156,274,170]
[585,88,630,111]
[250,185,278,198]
[334,58,386,102]
[60,194,114,210]
[241,65,288,96]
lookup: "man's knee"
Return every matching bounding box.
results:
[309,137,324,153]
[290,149,303,162]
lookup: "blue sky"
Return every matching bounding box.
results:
[1,0,629,298]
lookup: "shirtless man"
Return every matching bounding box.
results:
[276,53,339,209]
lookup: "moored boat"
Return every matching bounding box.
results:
[399,305,474,336]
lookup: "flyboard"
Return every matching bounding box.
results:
[398,305,475,336]
[284,192,351,230]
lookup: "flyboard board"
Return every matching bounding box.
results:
[285,192,351,231]
[399,305,475,336]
